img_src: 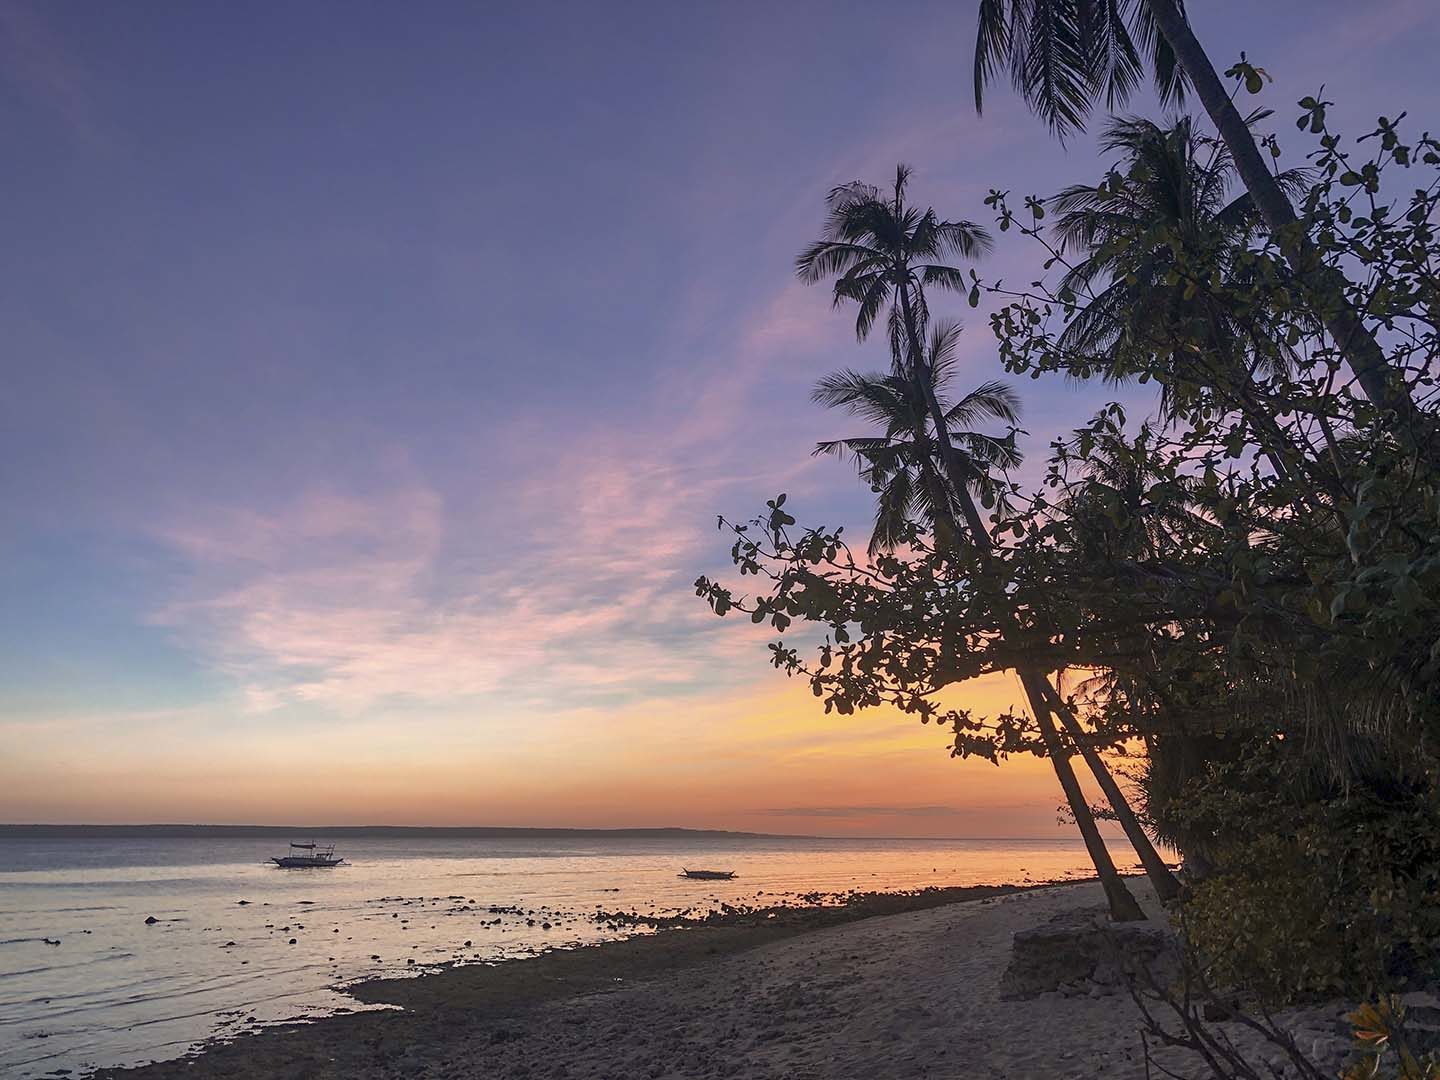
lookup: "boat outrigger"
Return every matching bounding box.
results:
[679,868,736,880]
[270,842,345,869]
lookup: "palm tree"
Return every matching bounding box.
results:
[970,0,1421,436]
[1051,116,1317,484]
[798,166,997,542]
[797,165,991,362]
[812,322,1021,555]
[1054,116,1299,398]
[1053,116,1365,534]
[1061,422,1212,563]
[801,167,1175,916]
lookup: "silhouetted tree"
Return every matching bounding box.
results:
[970,0,1424,439]
[800,166,1176,915]
[813,322,1020,555]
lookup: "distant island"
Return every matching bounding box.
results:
[0,823,804,840]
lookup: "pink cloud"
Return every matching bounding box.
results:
[149,431,781,714]
[146,198,910,718]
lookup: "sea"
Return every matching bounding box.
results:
[0,830,1138,1078]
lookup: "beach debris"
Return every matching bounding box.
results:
[288,938,297,944]
[42,937,61,946]
[237,899,251,905]
[144,916,159,925]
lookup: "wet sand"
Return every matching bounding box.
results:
[91,882,1042,1079]
[87,879,1303,1080]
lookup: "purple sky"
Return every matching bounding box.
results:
[3,0,1437,831]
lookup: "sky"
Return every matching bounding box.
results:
[3,0,1438,835]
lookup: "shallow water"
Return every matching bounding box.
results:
[0,833,1137,1078]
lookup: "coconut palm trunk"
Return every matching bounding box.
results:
[896,285,1155,919]
[1143,0,1423,443]
[1036,681,1180,901]
[1020,672,1150,919]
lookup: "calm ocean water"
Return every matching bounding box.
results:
[0,833,1136,1078]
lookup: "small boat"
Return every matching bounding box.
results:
[680,868,736,880]
[270,842,345,869]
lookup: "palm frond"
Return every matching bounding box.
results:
[925,319,967,386]
[1132,0,1189,107]
[1093,0,1143,108]
[795,241,883,284]
[919,264,971,296]
[811,369,905,425]
[869,466,921,555]
[812,436,894,459]
[972,0,1192,135]
[958,425,1024,466]
[974,0,1013,113]
[1017,0,1095,137]
[946,379,1023,428]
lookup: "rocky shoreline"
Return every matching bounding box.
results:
[87,881,1046,1080]
[82,879,1382,1080]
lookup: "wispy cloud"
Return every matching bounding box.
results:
[151,472,730,713]
[118,92,1026,746]
[146,277,852,716]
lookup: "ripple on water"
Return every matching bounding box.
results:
[0,834,1131,1079]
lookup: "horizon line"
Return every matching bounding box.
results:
[0,822,1112,843]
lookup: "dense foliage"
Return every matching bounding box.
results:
[696,80,1440,1002]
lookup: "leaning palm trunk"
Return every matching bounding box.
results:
[1145,0,1425,449]
[897,287,1152,920]
[1037,682,1181,901]
[1020,672,1153,919]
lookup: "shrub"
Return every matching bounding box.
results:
[1169,747,1440,1005]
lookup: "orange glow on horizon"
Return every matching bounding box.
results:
[1,673,1112,838]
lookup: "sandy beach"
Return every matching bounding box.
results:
[86,878,1354,1080]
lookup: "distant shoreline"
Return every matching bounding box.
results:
[0,823,1103,842]
[0,823,810,840]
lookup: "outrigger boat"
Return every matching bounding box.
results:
[679,868,736,880]
[271,841,345,868]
